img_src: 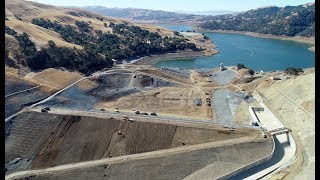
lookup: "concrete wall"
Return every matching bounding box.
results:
[249,106,263,126]
[216,137,275,180]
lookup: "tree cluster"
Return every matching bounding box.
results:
[237,63,246,70]
[5,26,112,74]
[237,63,254,75]
[198,4,315,37]
[6,18,200,74]
[31,19,199,60]
[96,17,104,21]
[284,67,304,75]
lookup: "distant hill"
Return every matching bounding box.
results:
[176,10,237,16]
[82,6,204,24]
[198,3,315,37]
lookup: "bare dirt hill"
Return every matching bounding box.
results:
[255,68,315,179]
[5,112,261,173]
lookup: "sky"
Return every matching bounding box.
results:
[29,0,314,12]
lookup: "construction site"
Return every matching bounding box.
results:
[5,60,315,179]
[4,0,315,179]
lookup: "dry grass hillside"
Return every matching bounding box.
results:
[5,0,123,49]
[5,0,202,49]
[5,19,82,49]
[5,34,20,54]
[5,66,85,93]
[5,0,213,90]
[5,0,216,75]
[254,68,315,179]
[24,68,85,92]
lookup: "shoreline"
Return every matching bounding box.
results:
[194,28,315,51]
[128,26,314,66]
[129,27,219,66]
[131,51,209,65]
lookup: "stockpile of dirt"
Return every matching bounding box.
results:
[98,72,178,89]
[6,112,257,172]
[137,69,193,85]
[159,67,190,79]
[101,73,132,88]
[133,51,205,65]
[83,73,177,104]
[131,74,178,88]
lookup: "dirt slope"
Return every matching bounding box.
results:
[6,112,258,173]
[5,67,50,118]
[18,138,273,180]
[97,87,210,119]
[255,68,315,179]
[24,68,84,92]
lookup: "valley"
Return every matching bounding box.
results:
[5,0,315,179]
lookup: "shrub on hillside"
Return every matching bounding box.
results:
[237,63,246,70]
[248,69,255,75]
[5,26,17,36]
[284,67,304,75]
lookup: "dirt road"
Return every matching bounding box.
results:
[5,77,88,122]
[5,85,41,98]
[29,107,259,129]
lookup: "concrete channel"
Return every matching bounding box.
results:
[216,96,296,179]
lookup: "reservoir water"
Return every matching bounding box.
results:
[155,24,315,71]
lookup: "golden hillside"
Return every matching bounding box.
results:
[5,0,216,73]
[5,0,179,49]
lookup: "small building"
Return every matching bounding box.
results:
[270,77,281,80]
[195,98,202,106]
[220,63,226,71]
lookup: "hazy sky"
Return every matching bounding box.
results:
[29,0,314,12]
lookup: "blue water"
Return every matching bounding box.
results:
[155,24,315,71]
[156,24,193,32]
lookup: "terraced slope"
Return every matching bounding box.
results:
[14,137,273,180]
[6,112,258,173]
